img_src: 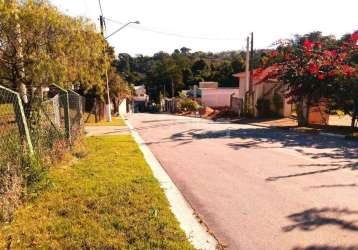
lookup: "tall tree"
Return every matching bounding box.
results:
[268,31,357,127]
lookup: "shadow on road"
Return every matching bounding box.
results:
[266,164,357,181]
[168,127,358,161]
[283,207,358,233]
[308,183,358,189]
[293,245,358,250]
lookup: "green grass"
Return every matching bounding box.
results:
[0,135,195,249]
[85,116,126,127]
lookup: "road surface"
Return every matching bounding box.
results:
[127,113,358,250]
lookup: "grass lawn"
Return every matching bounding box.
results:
[85,116,126,127]
[0,135,195,249]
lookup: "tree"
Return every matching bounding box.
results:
[0,0,108,100]
[268,32,357,128]
[330,32,358,128]
[114,48,262,100]
[108,67,130,114]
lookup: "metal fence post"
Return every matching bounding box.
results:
[50,84,71,143]
[68,89,84,132]
[0,85,34,155]
[63,91,71,143]
[15,93,34,155]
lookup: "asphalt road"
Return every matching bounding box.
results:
[127,113,358,250]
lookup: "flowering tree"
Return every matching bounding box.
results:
[268,32,357,128]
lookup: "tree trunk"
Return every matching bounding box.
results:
[296,98,308,127]
[112,97,119,114]
[351,100,357,129]
[171,78,174,98]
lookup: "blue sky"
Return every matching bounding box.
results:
[50,0,357,56]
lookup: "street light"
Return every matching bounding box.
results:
[102,20,140,122]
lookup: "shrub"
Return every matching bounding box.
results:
[178,98,199,112]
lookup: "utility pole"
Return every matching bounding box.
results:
[249,32,254,90]
[244,36,250,114]
[248,32,254,116]
[99,14,112,122]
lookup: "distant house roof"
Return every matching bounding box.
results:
[199,81,218,89]
[232,65,280,85]
[134,85,145,90]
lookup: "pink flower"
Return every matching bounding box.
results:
[328,71,336,77]
[342,65,355,77]
[317,73,324,80]
[324,50,337,58]
[351,32,358,43]
[303,40,314,51]
[270,51,278,58]
[308,63,319,74]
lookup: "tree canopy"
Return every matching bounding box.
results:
[0,0,128,103]
[267,31,357,127]
[115,48,256,101]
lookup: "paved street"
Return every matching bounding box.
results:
[127,113,358,250]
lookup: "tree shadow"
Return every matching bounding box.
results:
[171,127,358,161]
[227,141,267,150]
[293,245,358,250]
[308,183,358,189]
[282,207,358,233]
[266,163,357,182]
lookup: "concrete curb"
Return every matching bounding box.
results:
[123,117,218,250]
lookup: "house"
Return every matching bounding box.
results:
[133,85,147,96]
[198,81,239,108]
[132,85,149,112]
[233,66,293,117]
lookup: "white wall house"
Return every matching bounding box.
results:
[199,82,239,108]
[134,85,147,96]
[233,66,293,117]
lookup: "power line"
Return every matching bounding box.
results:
[98,0,106,30]
[98,0,104,16]
[104,17,242,41]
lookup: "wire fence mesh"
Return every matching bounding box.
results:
[0,86,24,173]
[30,93,68,163]
[0,85,32,221]
[68,89,85,141]
[0,84,85,186]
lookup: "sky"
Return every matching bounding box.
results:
[50,0,357,56]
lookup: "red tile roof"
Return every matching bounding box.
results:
[233,65,280,85]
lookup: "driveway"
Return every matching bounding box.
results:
[127,113,358,250]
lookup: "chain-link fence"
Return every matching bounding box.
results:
[0,85,33,221]
[0,84,84,221]
[0,85,33,169]
[68,89,85,140]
